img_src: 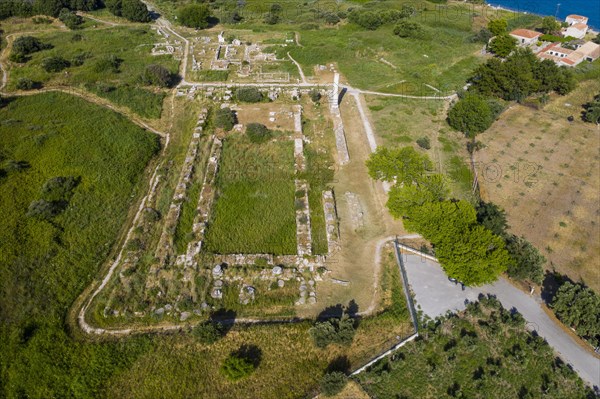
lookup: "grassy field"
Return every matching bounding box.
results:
[6,25,177,118]
[356,296,594,398]
[0,92,159,397]
[205,134,297,255]
[478,78,600,292]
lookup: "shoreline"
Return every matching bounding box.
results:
[486,1,599,31]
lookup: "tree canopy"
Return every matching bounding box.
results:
[582,94,600,124]
[488,34,517,57]
[541,16,561,34]
[447,94,494,137]
[552,282,600,346]
[177,4,210,29]
[366,146,432,184]
[487,19,507,36]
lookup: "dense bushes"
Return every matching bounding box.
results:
[214,107,237,131]
[177,4,210,29]
[10,36,52,62]
[193,321,225,344]
[393,20,426,39]
[320,372,348,396]
[1,0,102,20]
[41,56,71,72]
[220,346,260,381]
[349,6,415,30]
[105,0,150,22]
[26,176,80,220]
[246,123,272,143]
[488,34,517,57]
[234,87,263,103]
[58,7,83,29]
[469,49,575,102]
[310,315,356,348]
[16,77,40,90]
[582,94,600,124]
[552,282,600,346]
[140,64,175,87]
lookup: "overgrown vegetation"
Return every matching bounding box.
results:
[0,92,159,398]
[205,135,296,254]
[551,282,600,347]
[357,295,594,398]
[367,147,509,285]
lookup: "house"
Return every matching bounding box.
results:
[510,29,542,46]
[564,23,589,39]
[565,15,589,26]
[537,41,600,67]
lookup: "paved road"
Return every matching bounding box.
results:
[401,252,600,389]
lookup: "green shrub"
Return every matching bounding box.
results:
[58,8,83,29]
[193,322,224,344]
[394,20,426,39]
[93,54,122,73]
[221,353,255,381]
[416,136,430,149]
[552,282,600,346]
[246,123,272,143]
[309,315,356,348]
[321,372,348,396]
[235,87,263,103]
[309,89,321,103]
[140,64,175,88]
[41,56,71,72]
[177,4,210,29]
[214,107,237,131]
[16,78,39,90]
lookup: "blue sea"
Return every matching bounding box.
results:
[487,0,600,29]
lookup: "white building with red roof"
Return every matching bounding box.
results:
[510,29,542,46]
[537,41,600,67]
[563,14,589,39]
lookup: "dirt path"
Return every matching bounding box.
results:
[288,52,307,84]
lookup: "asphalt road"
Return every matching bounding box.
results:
[401,253,600,389]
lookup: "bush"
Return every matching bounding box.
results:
[214,107,237,131]
[26,199,66,220]
[505,235,545,284]
[71,51,91,67]
[552,282,600,346]
[11,36,52,58]
[246,123,272,143]
[93,54,122,73]
[394,20,426,39]
[234,87,263,103]
[309,315,356,348]
[106,0,150,22]
[16,78,40,90]
[416,136,431,149]
[193,322,224,344]
[309,89,321,103]
[220,353,256,381]
[140,64,175,88]
[321,372,348,396]
[58,8,83,29]
[177,4,210,29]
[582,94,600,124]
[41,56,71,72]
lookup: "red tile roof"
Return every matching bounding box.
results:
[510,29,542,39]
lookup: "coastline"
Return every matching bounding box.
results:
[486,1,599,31]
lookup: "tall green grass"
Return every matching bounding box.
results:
[205,135,297,255]
[0,92,159,398]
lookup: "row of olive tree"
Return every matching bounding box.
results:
[0,0,150,22]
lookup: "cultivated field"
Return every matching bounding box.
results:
[478,79,600,291]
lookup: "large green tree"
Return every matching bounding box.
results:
[447,94,494,137]
[541,16,561,34]
[487,19,507,36]
[366,146,433,184]
[488,34,517,57]
[552,282,600,346]
[177,4,210,29]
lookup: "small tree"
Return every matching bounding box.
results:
[541,16,561,34]
[309,314,356,348]
[214,107,237,131]
[487,19,507,36]
[505,236,545,284]
[246,123,272,143]
[120,0,150,22]
[221,353,255,381]
[366,146,433,184]
[16,78,39,90]
[58,8,83,29]
[41,56,70,72]
[309,89,322,104]
[141,64,175,88]
[416,136,430,150]
[11,36,52,57]
[177,4,210,29]
[582,94,600,124]
[447,94,494,138]
[193,321,224,344]
[321,371,348,396]
[393,20,426,38]
[488,34,517,57]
